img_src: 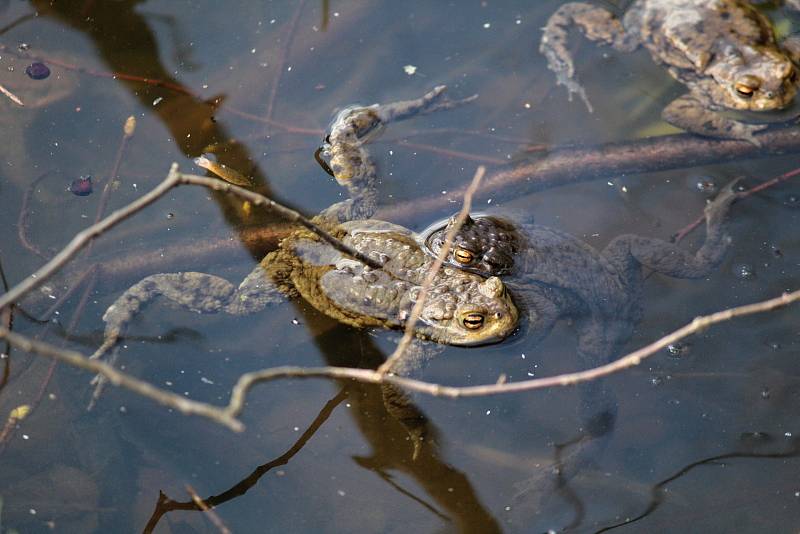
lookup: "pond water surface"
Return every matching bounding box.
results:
[1,1,799,532]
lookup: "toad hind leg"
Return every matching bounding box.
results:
[662,94,767,145]
[603,180,738,279]
[540,2,638,112]
[91,266,283,362]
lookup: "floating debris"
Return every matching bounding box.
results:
[194,156,252,186]
[69,175,93,196]
[403,65,417,76]
[25,62,50,80]
[732,263,756,280]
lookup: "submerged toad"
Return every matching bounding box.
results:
[540,0,800,144]
[91,87,517,374]
[421,185,737,368]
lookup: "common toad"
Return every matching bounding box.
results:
[540,0,800,144]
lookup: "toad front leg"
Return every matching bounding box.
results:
[540,2,639,112]
[662,93,767,145]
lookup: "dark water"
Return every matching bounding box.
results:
[1,1,799,532]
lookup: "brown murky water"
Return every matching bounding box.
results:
[1,1,799,532]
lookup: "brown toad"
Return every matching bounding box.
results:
[540,0,800,144]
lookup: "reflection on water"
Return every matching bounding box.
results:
[0,0,799,532]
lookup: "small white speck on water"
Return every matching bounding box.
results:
[403,64,417,75]
[521,353,526,359]
[486,410,491,415]
[483,22,491,28]
[337,490,346,496]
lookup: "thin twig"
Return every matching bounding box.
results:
[227,288,800,404]
[264,0,308,127]
[0,83,24,106]
[377,166,484,375]
[1,288,795,431]
[95,116,136,225]
[0,326,244,431]
[0,164,183,311]
[173,173,383,269]
[672,166,800,243]
[185,485,231,534]
[17,172,52,260]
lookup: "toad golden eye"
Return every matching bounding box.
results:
[462,312,485,330]
[454,247,475,264]
[734,76,761,98]
[735,84,754,98]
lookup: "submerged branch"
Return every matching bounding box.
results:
[378,126,800,220]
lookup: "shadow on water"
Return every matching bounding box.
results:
[27,0,299,260]
[142,328,501,534]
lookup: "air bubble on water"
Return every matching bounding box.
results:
[732,263,755,280]
[695,177,717,194]
[667,342,690,358]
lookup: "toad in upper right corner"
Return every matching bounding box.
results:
[540,0,800,145]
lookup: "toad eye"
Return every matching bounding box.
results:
[462,312,485,330]
[453,247,475,265]
[734,75,761,98]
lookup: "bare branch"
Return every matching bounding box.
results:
[226,288,800,406]
[1,288,795,430]
[377,166,485,375]
[174,173,383,269]
[0,326,244,431]
[0,164,183,311]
